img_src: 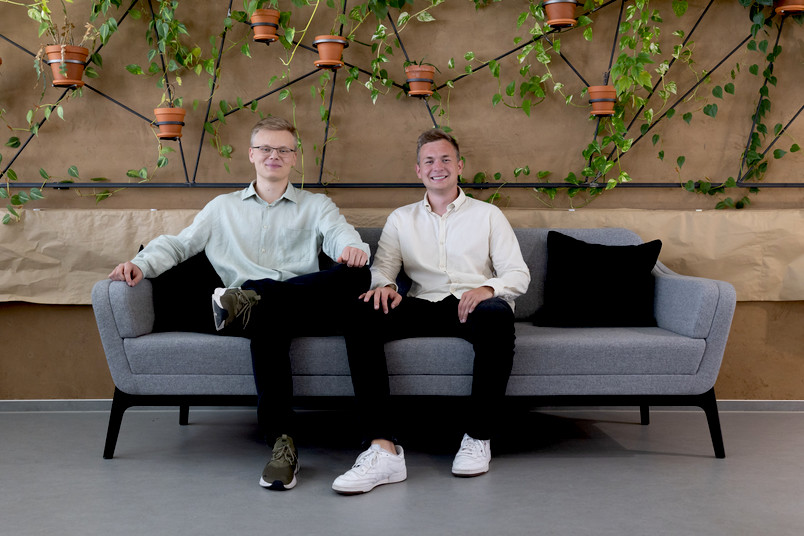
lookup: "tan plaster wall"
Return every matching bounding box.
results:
[1,1,803,399]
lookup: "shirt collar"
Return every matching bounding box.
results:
[241,181,298,205]
[423,187,467,214]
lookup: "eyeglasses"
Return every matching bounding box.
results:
[251,145,296,157]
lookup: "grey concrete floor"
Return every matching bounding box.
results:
[1,404,803,536]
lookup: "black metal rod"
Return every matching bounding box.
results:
[1,90,71,178]
[608,0,626,76]
[0,33,36,57]
[16,181,804,190]
[317,69,339,185]
[625,0,715,134]
[147,0,174,105]
[738,16,785,181]
[207,70,320,124]
[739,103,803,184]
[544,34,590,88]
[609,33,752,163]
[83,84,153,123]
[88,0,140,67]
[193,0,233,183]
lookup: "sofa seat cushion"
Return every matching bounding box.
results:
[125,333,253,375]
[512,324,706,376]
[123,324,705,379]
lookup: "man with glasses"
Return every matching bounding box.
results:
[109,116,370,491]
[333,128,530,494]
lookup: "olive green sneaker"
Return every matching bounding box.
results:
[259,434,299,490]
[212,287,261,331]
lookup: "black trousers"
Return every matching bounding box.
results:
[344,294,516,443]
[227,264,369,443]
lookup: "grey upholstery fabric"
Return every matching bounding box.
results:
[92,227,736,400]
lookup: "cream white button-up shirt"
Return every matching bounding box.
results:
[371,189,531,309]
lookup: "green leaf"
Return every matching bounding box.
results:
[416,12,435,22]
[491,93,502,107]
[39,168,50,181]
[652,134,660,146]
[5,137,20,148]
[703,104,718,118]
[68,165,79,178]
[677,156,686,169]
[712,86,723,99]
[724,83,735,95]
[773,149,787,159]
[791,144,800,153]
[683,113,692,124]
[125,64,144,75]
[505,81,515,97]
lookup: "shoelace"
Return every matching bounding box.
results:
[457,438,486,458]
[350,448,381,474]
[272,442,297,465]
[234,292,260,328]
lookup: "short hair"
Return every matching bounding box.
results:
[250,116,298,146]
[416,129,460,163]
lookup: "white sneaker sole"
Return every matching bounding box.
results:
[332,471,407,495]
[211,288,229,331]
[259,462,299,490]
[451,462,490,477]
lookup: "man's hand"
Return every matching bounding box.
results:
[457,286,494,323]
[108,262,143,287]
[337,246,368,268]
[359,285,402,314]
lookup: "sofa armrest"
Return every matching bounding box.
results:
[653,262,735,339]
[91,279,155,393]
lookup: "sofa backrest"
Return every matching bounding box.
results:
[358,226,644,321]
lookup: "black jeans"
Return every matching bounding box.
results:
[226,264,369,443]
[344,294,516,443]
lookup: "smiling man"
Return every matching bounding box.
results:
[109,116,370,492]
[333,128,531,494]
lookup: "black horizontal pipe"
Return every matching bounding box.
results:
[14,181,804,190]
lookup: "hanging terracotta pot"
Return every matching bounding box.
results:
[312,35,348,70]
[405,64,436,97]
[44,45,89,88]
[154,107,186,140]
[775,0,804,14]
[588,85,616,116]
[250,8,280,43]
[543,0,579,28]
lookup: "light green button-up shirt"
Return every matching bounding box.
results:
[132,182,369,286]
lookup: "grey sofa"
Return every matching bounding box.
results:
[92,227,736,459]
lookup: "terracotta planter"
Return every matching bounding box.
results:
[312,35,348,70]
[588,85,616,117]
[154,107,186,139]
[405,65,436,97]
[250,8,280,43]
[544,0,579,28]
[44,45,89,88]
[775,0,804,14]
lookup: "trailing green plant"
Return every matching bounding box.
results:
[125,0,214,107]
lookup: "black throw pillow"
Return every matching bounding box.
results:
[532,231,662,327]
[148,250,224,334]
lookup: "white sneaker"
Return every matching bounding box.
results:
[451,434,491,477]
[332,444,407,494]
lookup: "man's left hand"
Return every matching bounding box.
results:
[337,246,368,268]
[457,286,494,323]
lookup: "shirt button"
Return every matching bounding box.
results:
[261,249,266,253]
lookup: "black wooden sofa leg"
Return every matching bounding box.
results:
[699,387,726,459]
[103,387,133,459]
[640,405,650,425]
[179,405,189,426]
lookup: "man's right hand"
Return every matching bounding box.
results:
[109,262,143,287]
[359,285,402,314]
